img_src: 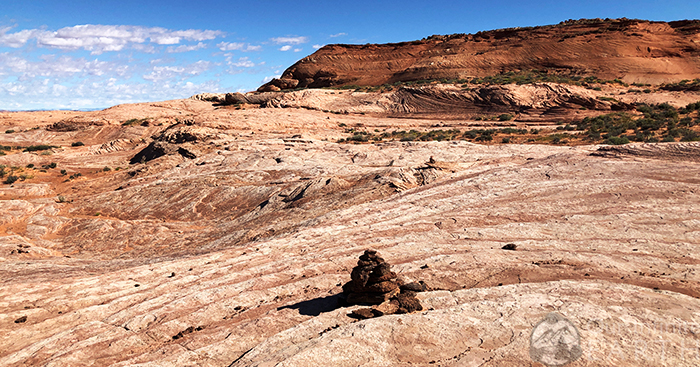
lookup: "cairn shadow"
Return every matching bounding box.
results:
[277,294,345,316]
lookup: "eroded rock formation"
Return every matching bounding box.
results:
[259,18,700,91]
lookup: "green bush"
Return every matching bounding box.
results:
[4,175,19,184]
[497,114,513,121]
[23,145,58,152]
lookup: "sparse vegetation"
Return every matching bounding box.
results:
[122,118,151,126]
[336,101,700,146]
[71,142,85,147]
[498,113,513,121]
[23,145,58,152]
[660,79,700,92]
[4,175,19,184]
[5,129,15,134]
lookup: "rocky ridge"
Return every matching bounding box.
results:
[260,18,700,91]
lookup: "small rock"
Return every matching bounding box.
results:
[400,281,428,292]
[502,243,517,251]
[372,300,400,316]
[395,292,423,313]
[351,308,375,319]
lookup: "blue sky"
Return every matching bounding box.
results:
[1,0,698,110]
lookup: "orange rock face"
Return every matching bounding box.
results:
[260,19,700,91]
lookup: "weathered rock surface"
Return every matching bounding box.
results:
[0,87,699,366]
[260,18,700,91]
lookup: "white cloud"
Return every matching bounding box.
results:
[261,75,280,84]
[228,57,255,68]
[142,60,212,81]
[312,44,324,49]
[293,48,302,52]
[0,52,128,78]
[0,77,224,110]
[270,36,308,45]
[279,45,292,51]
[0,29,42,48]
[217,41,262,52]
[0,24,224,54]
[329,33,347,38]
[167,42,206,53]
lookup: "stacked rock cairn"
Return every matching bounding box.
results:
[342,249,426,319]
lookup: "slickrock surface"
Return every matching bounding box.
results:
[260,19,700,91]
[0,93,699,366]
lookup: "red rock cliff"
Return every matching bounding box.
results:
[259,18,700,91]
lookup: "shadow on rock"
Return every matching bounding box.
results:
[277,293,345,316]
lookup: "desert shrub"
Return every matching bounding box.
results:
[497,113,513,121]
[26,164,34,168]
[5,129,14,134]
[680,129,700,141]
[60,169,67,175]
[102,166,111,172]
[501,137,511,143]
[602,136,630,145]
[660,79,700,92]
[71,142,84,147]
[662,135,676,142]
[24,145,57,152]
[500,127,527,134]
[5,175,19,184]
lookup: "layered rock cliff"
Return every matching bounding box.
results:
[259,18,700,91]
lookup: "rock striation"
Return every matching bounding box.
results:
[259,18,700,91]
[343,249,424,319]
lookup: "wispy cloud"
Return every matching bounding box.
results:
[228,57,255,68]
[270,36,308,45]
[279,45,292,51]
[312,44,324,49]
[329,32,347,38]
[0,53,128,78]
[261,75,280,84]
[217,41,262,52]
[0,25,224,54]
[167,42,207,53]
[142,60,212,81]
